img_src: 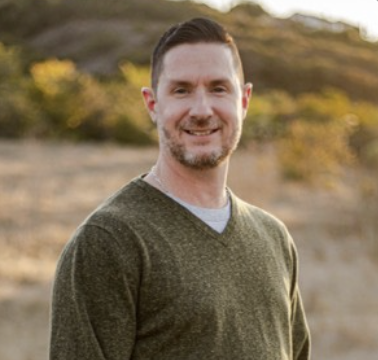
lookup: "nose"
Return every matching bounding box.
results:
[189,91,213,119]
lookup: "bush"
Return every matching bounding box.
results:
[28,59,156,144]
[361,141,378,170]
[0,43,39,137]
[1,42,377,179]
[348,102,378,164]
[243,91,296,143]
[278,118,354,182]
[117,62,156,143]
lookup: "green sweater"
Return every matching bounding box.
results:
[50,177,311,360]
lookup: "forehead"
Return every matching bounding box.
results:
[160,43,237,82]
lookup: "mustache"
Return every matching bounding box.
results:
[182,118,219,128]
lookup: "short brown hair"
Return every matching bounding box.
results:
[151,17,244,90]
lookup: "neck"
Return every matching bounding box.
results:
[144,158,229,209]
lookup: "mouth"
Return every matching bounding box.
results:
[184,129,219,136]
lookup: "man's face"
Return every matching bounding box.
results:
[143,43,252,170]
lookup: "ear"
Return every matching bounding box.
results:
[141,87,158,123]
[241,82,253,119]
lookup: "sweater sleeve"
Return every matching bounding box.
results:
[291,287,311,360]
[49,224,141,360]
[290,241,311,360]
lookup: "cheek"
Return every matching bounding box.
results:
[158,104,188,127]
[216,103,240,122]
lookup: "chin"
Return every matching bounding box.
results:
[174,147,231,170]
[163,128,241,170]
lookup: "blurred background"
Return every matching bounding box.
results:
[0,0,377,359]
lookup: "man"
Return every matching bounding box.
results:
[50,17,311,360]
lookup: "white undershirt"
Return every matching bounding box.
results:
[168,193,231,233]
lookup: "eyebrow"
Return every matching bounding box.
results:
[210,79,233,87]
[167,80,192,88]
[167,78,233,87]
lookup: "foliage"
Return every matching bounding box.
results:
[0,43,40,137]
[245,88,378,181]
[0,41,156,144]
[1,36,378,182]
[278,119,354,182]
[30,59,109,140]
[348,102,378,167]
[109,62,156,145]
[1,0,378,104]
[242,91,296,143]
[27,58,155,144]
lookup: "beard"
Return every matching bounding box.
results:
[161,122,241,170]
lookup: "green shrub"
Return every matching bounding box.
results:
[28,59,156,144]
[0,43,39,137]
[243,91,296,143]
[278,118,354,182]
[361,141,378,170]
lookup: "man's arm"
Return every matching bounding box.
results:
[289,239,311,360]
[291,286,311,360]
[49,224,140,360]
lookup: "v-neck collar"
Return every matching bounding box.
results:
[134,177,238,246]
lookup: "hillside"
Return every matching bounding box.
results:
[1,0,378,103]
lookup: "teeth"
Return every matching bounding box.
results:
[187,130,214,136]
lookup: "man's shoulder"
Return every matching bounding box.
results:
[63,177,163,251]
[233,195,283,222]
[232,195,296,261]
[83,176,156,228]
[232,194,288,236]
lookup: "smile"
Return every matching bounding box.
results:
[184,129,218,136]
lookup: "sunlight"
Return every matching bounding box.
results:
[192,0,378,40]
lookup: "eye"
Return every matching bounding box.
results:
[173,87,189,95]
[212,86,227,94]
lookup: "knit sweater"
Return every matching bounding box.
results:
[49,177,311,360]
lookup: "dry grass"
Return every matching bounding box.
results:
[0,140,377,360]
